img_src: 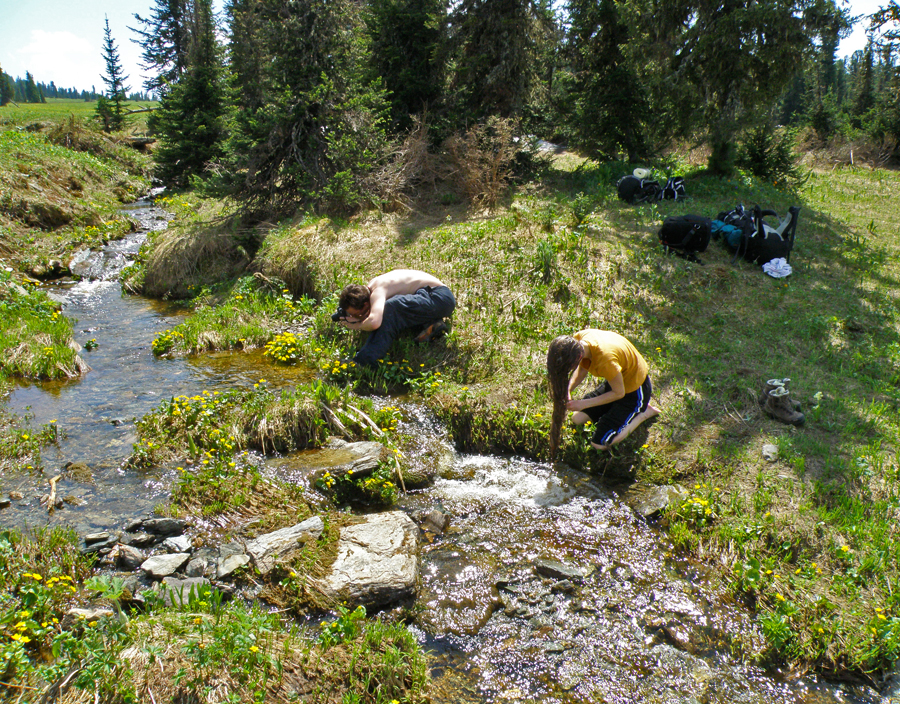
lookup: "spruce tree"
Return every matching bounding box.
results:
[365,0,445,131]
[153,0,226,186]
[24,72,41,103]
[444,0,548,123]
[97,17,131,131]
[561,0,649,161]
[225,0,390,218]
[0,64,13,106]
[130,0,192,97]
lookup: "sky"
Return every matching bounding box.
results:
[0,0,890,94]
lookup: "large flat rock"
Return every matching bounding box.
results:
[315,510,419,608]
[245,516,324,574]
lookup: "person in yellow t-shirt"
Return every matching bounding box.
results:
[547,330,660,458]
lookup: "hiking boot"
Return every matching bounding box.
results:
[764,386,805,426]
[758,378,801,411]
[415,319,450,343]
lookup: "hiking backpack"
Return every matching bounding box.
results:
[658,215,712,264]
[661,177,686,201]
[715,204,800,265]
[617,175,662,204]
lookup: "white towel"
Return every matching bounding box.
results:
[762,257,792,278]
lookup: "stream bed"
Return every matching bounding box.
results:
[0,196,886,704]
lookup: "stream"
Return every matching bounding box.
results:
[1,195,886,704]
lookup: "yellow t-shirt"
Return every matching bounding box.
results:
[573,329,649,393]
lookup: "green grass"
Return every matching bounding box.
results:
[0,98,158,132]
[154,155,898,676]
[0,527,429,703]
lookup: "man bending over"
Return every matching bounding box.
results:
[335,269,456,366]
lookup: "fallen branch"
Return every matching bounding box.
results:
[346,404,384,436]
[40,475,61,514]
[319,403,352,439]
[393,456,407,494]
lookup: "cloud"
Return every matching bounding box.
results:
[15,30,101,89]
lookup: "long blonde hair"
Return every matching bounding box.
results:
[547,336,584,459]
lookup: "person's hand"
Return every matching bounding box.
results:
[566,399,586,412]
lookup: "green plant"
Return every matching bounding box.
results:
[319,604,366,648]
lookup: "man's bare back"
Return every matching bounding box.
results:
[366,270,446,299]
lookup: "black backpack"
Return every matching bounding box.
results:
[717,204,800,265]
[617,175,661,204]
[658,215,712,264]
[661,177,686,201]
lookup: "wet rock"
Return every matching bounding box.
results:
[218,541,246,559]
[109,544,144,571]
[313,511,419,608]
[121,532,157,548]
[162,535,192,553]
[650,590,703,618]
[140,518,187,536]
[157,577,211,607]
[551,579,575,594]
[312,439,386,483]
[762,444,779,462]
[141,552,190,579]
[84,532,111,544]
[184,557,209,579]
[109,418,128,427]
[61,607,117,631]
[81,534,119,554]
[420,509,450,534]
[650,643,712,682]
[8,491,23,501]
[0,499,10,510]
[620,483,688,518]
[245,516,325,574]
[216,553,250,579]
[534,559,584,582]
[65,462,93,483]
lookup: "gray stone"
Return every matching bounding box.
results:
[312,440,386,482]
[421,509,450,534]
[620,483,689,518]
[218,541,246,559]
[184,557,209,579]
[245,516,324,574]
[216,553,250,579]
[84,532,111,544]
[111,544,145,571]
[162,535,192,553]
[61,607,116,631]
[122,532,157,548]
[313,511,419,608]
[157,577,211,607]
[141,518,187,536]
[762,444,779,462]
[141,552,190,579]
[534,559,585,582]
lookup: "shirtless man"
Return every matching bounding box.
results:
[335,269,456,366]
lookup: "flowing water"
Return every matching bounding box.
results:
[0,197,886,704]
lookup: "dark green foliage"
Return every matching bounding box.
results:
[130,0,192,97]
[24,72,41,103]
[444,0,550,123]
[365,0,445,131]
[224,0,390,218]
[97,18,130,131]
[0,64,13,106]
[736,125,802,184]
[559,0,649,161]
[153,0,226,186]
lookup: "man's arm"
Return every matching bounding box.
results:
[567,372,625,412]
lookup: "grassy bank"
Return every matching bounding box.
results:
[132,153,900,677]
[0,113,152,381]
[0,527,428,703]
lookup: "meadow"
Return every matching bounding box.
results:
[132,150,900,676]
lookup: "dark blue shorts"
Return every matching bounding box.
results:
[354,285,456,366]
[581,376,652,446]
